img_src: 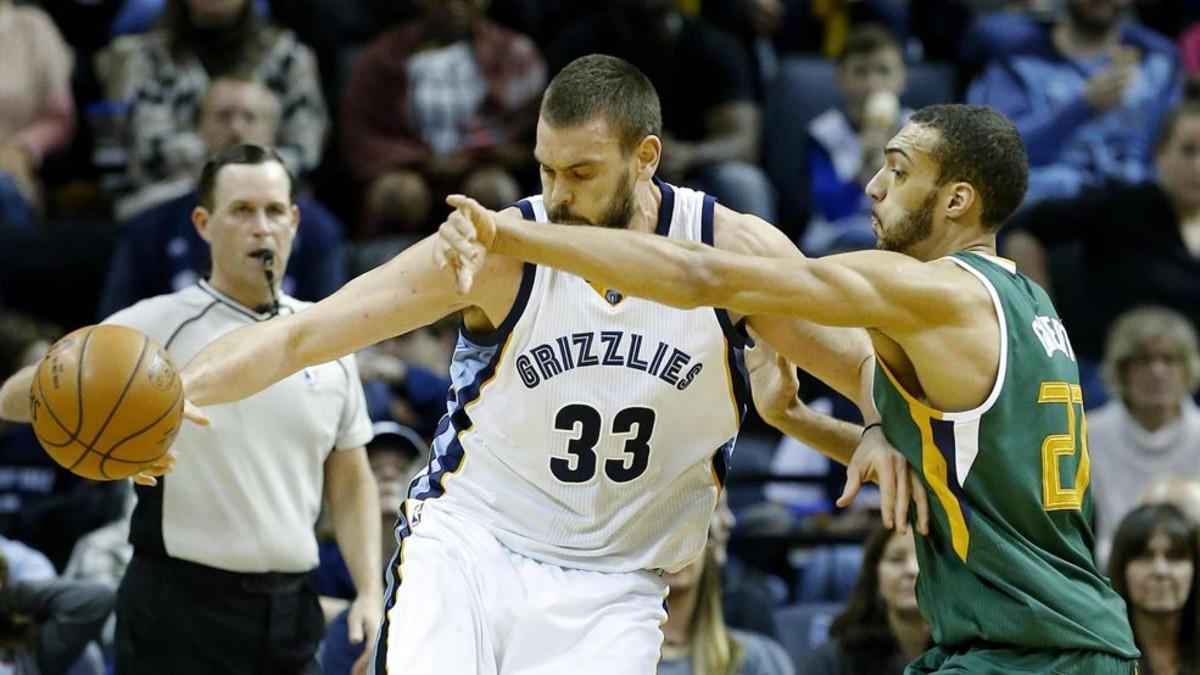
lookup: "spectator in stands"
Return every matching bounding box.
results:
[802,523,930,674]
[804,24,909,255]
[0,0,75,227]
[0,550,114,675]
[341,0,544,238]
[968,0,1182,202]
[1002,101,1200,364]
[547,0,777,221]
[1090,307,1200,569]
[659,513,794,675]
[98,0,327,218]
[97,76,345,318]
[1145,476,1200,526]
[708,489,781,640]
[1109,504,1200,675]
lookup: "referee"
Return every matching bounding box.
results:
[0,145,381,674]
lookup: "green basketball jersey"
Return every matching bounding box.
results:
[873,252,1137,658]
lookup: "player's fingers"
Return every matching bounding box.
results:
[893,454,910,535]
[912,471,931,536]
[131,473,156,487]
[348,611,364,643]
[447,194,485,222]
[456,263,476,295]
[440,216,475,254]
[836,468,862,508]
[183,399,209,426]
[877,459,895,530]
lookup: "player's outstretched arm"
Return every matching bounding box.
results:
[183,235,501,407]
[440,196,957,334]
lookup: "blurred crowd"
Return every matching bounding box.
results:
[2,0,1200,673]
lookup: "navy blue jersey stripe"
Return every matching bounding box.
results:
[653,178,675,237]
[931,418,973,526]
[371,503,409,675]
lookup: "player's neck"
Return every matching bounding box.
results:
[1053,20,1120,60]
[627,180,663,235]
[208,271,275,312]
[1127,398,1182,433]
[1133,610,1182,675]
[912,228,996,262]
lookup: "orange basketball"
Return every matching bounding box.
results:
[29,324,184,481]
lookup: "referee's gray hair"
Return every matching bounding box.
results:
[540,54,662,153]
[1101,306,1200,400]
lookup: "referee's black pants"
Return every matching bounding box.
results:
[115,553,325,675]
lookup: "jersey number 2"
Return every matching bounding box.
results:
[1038,382,1091,511]
[551,404,656,483]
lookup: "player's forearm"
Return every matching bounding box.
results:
[857,354,882,426]
[493,215,724,310]
[767,401,859,467]
[181,318,300,406]
[0,366,36,422]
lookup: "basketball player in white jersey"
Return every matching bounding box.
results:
[176,55,927,674]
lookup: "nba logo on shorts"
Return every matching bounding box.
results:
[302,368,318,388]
[409,501,424,528]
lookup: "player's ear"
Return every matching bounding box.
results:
[192,206,213,243]
[945,181,976,221]
[638,135,661,182]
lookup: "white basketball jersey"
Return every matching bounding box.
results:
[406,182,749,574]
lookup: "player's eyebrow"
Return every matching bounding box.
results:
[884,147,913,164]
[534,154,601,171]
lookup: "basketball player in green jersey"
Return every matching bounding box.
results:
[436,104,1139,673]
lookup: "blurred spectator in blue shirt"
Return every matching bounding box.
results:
[98,76,345,318]
[804,24,910,255]
[968,0,1182,203]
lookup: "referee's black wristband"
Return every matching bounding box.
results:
[861,422,883,437]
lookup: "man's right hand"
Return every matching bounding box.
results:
[838,425,930,535]
[435,195,499,293]
[1083,48,1139,112]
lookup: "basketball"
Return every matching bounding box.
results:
[29,324,184,481]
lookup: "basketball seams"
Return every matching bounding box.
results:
[72,326,94,436]
[97,384,183,479]
[31,374,77,446]
[32,326,184,481]
[85,336,151,475]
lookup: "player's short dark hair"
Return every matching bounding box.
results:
[837,24,902,64]
[541,54,663,153]
[197,143,294,211]
[909,104,1028,231]
[1156,101,1200,153]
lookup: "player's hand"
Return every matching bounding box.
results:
[746,335,801,424]
[435,194,498,294]
[347,593,382,675]
[182,399,210,426]
[838,426,930,535]
[132,450,178,486]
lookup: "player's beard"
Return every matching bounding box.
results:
[548,169,636,230]
[876,189,937,255]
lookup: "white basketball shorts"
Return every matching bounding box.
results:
[368,498,669,675]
